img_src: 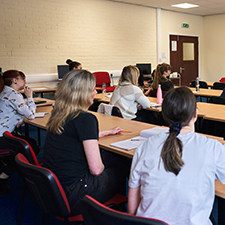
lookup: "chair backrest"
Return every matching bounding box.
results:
[213,82,225,90]
[3,131,39,165]
[97,103,123,118]
[220,77,225,83]
[93,72,111,87]
[81,195,168,225]
[15,153,71,217]
[112,106,123,118]
[190,80,208,89]
[208,96,225,105]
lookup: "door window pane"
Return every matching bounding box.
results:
[183,43,194,61]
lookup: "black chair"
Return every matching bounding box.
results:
[15,153,127,225]
[190,80,208,89]
[212,82,225,90]
[81,195,168,225]
[208,96,225,105]
[3,131,39,165]
[112,106,123,118]
[15,153,83,225]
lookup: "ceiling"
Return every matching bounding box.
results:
[108,0,225,16]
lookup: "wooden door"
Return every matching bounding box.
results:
[170,35,198,86]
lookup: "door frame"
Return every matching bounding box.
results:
[167,33,200,78]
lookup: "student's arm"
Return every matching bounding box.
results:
[99,126,123,138]
[9,91,36,119]
[83,139,104,176]
[128,186,141,215]
[135,88,151,109]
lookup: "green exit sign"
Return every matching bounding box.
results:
[182,23,189,28]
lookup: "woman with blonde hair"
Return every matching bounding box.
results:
[128,87,223,225]
[110,65,152,122]
[152,63,173,92]
[43,69,129,216]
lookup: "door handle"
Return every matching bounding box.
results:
[180,67,185,74]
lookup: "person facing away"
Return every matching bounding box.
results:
[0,70,39,195]
[152,63,174,92]
[109,65,150,120]
[128,86,225,225]
[66,59,82,70]
[43,69,129,215]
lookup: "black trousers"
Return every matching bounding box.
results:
[64,150,130,216]
[0,132,40,176]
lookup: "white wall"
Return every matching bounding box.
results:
[202,14,225,82]
[0,0,157,81]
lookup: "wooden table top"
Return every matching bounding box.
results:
[24,105,225,199]
[20,86,56,94]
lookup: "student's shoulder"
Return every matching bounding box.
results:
[77,111,97,122]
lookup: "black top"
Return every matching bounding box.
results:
[43,111,99,187]
[160,80,174,92]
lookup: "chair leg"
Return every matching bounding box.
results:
[17,185,26,225]
[41,213,47,225]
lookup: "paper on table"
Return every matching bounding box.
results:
[140,127,169,138]
[110,136,146,151]
[105,93,112,98]
[110,127,168,151]
[34,112,50,118]
[150,102,161,107]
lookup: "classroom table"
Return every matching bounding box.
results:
[23,106,225,199]
[188,87,222,98]
[20,86,57,98]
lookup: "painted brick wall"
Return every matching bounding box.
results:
[0,0,156,80]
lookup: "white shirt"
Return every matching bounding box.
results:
[129,131,225,225]
[110,82,150,119]
[0,86,36,136]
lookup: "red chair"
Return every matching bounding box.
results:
[93,71,116,92]
[81,195,168,225]
[220,77,225,83]
[15,153,127,225]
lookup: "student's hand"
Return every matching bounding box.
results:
[110,126,123,134]
[24,86,33,98]
[137,103,142,110]
[16,122,23,128]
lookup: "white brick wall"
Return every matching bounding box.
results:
[0,0,157,81]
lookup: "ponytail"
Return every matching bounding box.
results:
[161,122,184,175]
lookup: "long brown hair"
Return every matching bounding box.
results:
[161,87,196,175]
[152,63,171,90]
[0,70,25,93]
[46,69,95,134]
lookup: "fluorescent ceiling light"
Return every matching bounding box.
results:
[172,3,199,9]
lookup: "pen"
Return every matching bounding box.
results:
[131,139,146,141]
[121,131,132,133]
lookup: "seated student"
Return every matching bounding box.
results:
[151,63,173,94]
[43,69,129,216]
[128,86,224,225]
[66,58,82,70]
[110,65,154,123]
[0,70,40,195]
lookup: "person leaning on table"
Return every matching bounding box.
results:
[152,63,174,92]
[43,69,129,216]
[0,70,40,196]
[128,86,223,225]
[110,65,157,123]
